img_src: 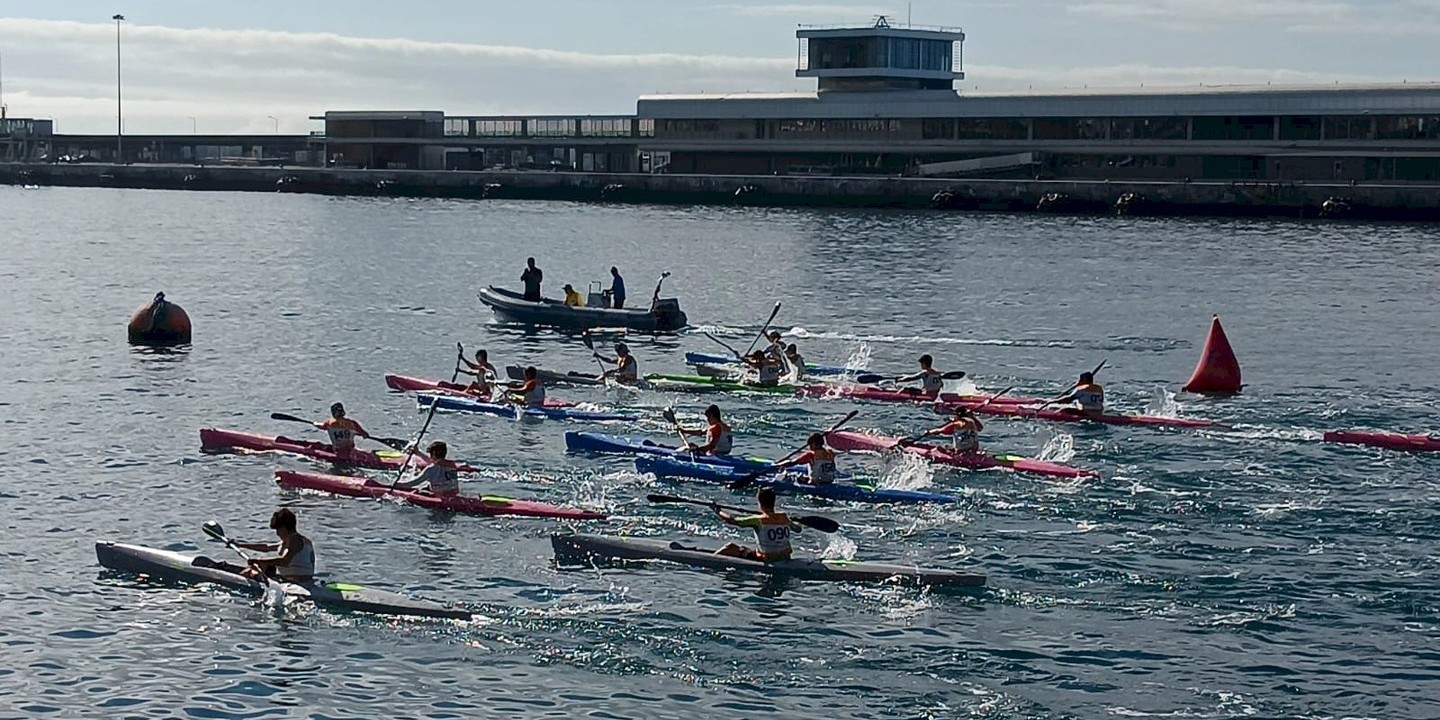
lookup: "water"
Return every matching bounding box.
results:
[3,187,1439,719]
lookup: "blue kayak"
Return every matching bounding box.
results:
[633,456,960,505]
[683,352,855,377]
[417,394,639,422]
[564,431,773,467]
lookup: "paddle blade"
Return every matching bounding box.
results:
[795,515,840,534]
[372,436,408,451]
[661,407,678,424]
[269,412,312,424]
[581,332,596,351]
[646,492,707,507]
[940,370,968,380]
[853,373,886,384]
[201,521,227,542]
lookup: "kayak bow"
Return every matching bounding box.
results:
[826,430,1094,479]
[275,470,606,520]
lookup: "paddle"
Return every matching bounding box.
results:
[581,331,612,384]
[660,407,695,452]
[389,347,465,486]
[853,370,967,386]
[648,270,672,310]
[703,331,743,359]
[743,301,782,357]
[896,385,1015,449]
[1035,360,1107,410]
[646,493,840,534]
[729,409,859,490]
[268,412,409,451]
[201,521,270,586]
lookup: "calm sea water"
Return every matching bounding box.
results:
[2,186,1438,719]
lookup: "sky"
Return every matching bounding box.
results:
[1,0,1438,134]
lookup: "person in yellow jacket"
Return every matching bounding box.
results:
[562,284,584,307]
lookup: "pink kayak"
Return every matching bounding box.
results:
[798,384,1040,405]
[1323,429,1440,453]
[936,400,1218,429]
[384,374,573,408]
[826,430,1094,479]
[275,470,606,520]
[199,428,480,473]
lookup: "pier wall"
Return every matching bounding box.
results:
[3,162,1437,220]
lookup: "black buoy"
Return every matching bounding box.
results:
[127,292,192,346]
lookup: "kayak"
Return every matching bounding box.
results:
[198,428,480,473]
[684,351,855,377]
[826,430,1093,479]
[386,374,574,407]
[96,541,472,620]
[937,400,1219,429]
[274,470,607,520]
[1323,429,1440,453]
[416,393,639,422]
[634,455,961,505]
[799,384,1039,406]
[552,533,985,587]
[564,431,770,466]
[643,373,796,395]
[503,365,605,387]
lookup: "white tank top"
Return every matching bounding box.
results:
[808,454,837,484]
[951,427,980,452]
[920,370,944,394]
[1074,386,1104,412]
[276,538,315,580]
[749,516,793,556]
[754,362,783,385]
[325,424,355,450]
[709,424,734,455]
[415,464,460,495]
[523,383,546,407]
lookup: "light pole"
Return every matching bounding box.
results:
[113,14,125,163]
[187,116,196,134]
[267,115,278,133]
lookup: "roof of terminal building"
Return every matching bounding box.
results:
[637,82,1440,119]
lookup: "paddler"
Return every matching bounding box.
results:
[1051,371,1104,417]
[680,404,734,456]
[594,342,640,384]
[785,433,837,486]
[508,366,547,408]
[237,508,315,582]
[784,344,806,380]
[896,354,955,396]
[741,349,784,387]
[763,331,786,364]
[714,487,796,562]
[915,406,985,453]
[393,441,461,497]
[314,402,370,455]
[459,349,498,383]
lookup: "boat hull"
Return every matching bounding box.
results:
[274,470,606,519]
[478,286,687,332]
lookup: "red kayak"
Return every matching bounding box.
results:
[826,430,1094,479]
[275,470,606,520]
[1323,429,1440,453]
[936,400,1218,429]
[798,384,1039,405]
[384,374,573,408]
[199,428,480,473]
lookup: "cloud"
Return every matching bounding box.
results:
[1066,0,1440,33]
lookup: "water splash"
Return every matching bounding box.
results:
[819,533,857,561]
[876,451,935,490]
[842,341,873,373]
[1038,431,1077,464]
[1145,385,1182,417]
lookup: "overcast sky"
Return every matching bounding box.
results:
[2,0,1437,134]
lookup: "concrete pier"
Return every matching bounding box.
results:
[2,162,1436,220]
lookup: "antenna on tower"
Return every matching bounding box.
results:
[908,2,913,26]
[872,14,890,28]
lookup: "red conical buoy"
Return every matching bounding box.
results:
[127,291,192,346]
[1183,315,1241,394]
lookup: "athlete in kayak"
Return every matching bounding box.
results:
[915,406,985,453]
[236,508,315,582]
[459,349,498,384]
[1051,372,1104,417]
[763,331,786,364]
[741,349,785,387]
[897,354,955,395]
[508,366,547,408]
[315,403,370,455]
[787,433,837,485]
[393,441,461,497]
[594,342,640,384]
[784,344,806,380]
[714,487,796,561]
[680,404,734,456]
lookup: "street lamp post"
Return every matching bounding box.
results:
[267,115,278,134]
[187,116,196,134]
[113,14,125,163]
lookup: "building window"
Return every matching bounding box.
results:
[955,118,1028,140]
[1111,117,1187,141]
[922,118,955,140]
[474,120,523,137]
[581,118,632,137]
[638,119,655,137]
[529,118,576,137]
[1324,116,1372,140]
[658,120,721,138]
[1192,116,1274,141]
[1033,118,1106,141]
[1279,116,1322,141]
[1375,116,1440,140]
[443,118,469,137]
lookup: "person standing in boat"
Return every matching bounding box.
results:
[681,404,734,456]
[508,366,547,408]
[314,402,370,457]
[714,487,796,562]
[897,354,955,396]
[608,266,626,309]
[393,441,461,497]
[915,405,985,453]
[521,257,543,301]
[1051,372,1104,417]
[594,342,640,384]
[237,508,315,582]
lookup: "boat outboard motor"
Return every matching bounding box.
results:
[651,298,687,330]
